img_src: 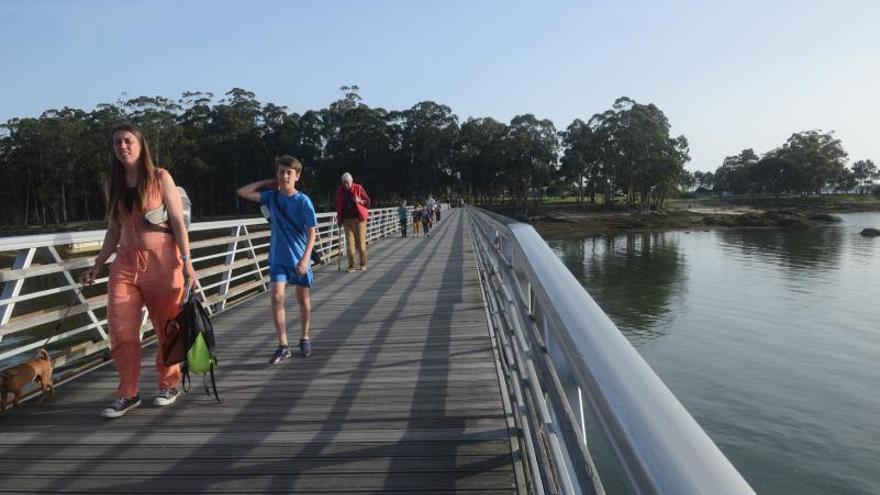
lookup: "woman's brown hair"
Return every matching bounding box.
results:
[106,123,160,221]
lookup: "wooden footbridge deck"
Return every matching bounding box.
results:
[0,206,758,494]
[0,209,522,494]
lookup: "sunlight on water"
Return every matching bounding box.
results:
[545,212,880,495]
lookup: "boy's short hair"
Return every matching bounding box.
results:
[275,155,303,173]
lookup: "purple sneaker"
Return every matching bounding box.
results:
[269,345,292,364]
[299,339,312,358]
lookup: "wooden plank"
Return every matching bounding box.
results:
[0,456,516,475]
[0,440,514,459]
[0,416,510,433]
[0,475,517,494]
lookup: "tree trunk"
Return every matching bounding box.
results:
[24,169,31,226]
[61,181,68,224]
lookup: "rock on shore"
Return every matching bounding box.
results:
[527,208,844,237]
[702,210,841,228]
[861,228,880,237]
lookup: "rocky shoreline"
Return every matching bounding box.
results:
[488,200,880,237]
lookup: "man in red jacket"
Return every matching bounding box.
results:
[335,172,371,272]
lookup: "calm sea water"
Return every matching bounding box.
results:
[544,212,880,495]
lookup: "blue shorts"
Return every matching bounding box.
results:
[269,264,313,287]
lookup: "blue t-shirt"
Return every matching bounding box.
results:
[260,190,318,268]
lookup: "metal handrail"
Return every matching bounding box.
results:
[0,207,405,384]
[465,206,754,495]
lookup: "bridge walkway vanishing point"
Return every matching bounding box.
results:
[0,208,524,494]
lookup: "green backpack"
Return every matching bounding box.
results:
[180,295,221,402]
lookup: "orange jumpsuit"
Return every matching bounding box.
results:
[107,169,184,398]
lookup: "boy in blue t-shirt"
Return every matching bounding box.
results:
[237,156,317,363]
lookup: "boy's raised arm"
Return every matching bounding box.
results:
[238,179,276,203]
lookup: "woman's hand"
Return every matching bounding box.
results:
[80,265,100,285]
[183,260,199,288]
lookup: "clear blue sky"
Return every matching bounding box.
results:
[2,0,878,171]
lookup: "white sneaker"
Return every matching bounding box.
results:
[153,387,181,407]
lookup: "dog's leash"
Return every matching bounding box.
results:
[41,287,85,350]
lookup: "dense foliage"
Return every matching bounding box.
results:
[701,132,876,197]
[1,87,873,228]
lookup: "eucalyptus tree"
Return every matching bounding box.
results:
[320,86,371,202]
[455,117,508,204]
[714,149,759,194]
[259,103,296,165]
[559,118,601,203]
[123,95,181,166]
[774,130,847,195]
[1,109,89,225]
[297,109,329,199]
[398,101,459,198]
[833,167,857,193]
[751,156,794,197]
[851,159,877,194]
[587,109,620,204]
[620,101,688,208]
[503,114,557,206]
[39,108,90,223]
[328,105,395,200]
[172,91,215,217]
[588,97,689,208]
[0,118,32,225]
[209,88,264,215]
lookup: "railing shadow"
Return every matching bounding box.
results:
[0,209,514,493]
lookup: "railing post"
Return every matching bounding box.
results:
[526,282,533,316]
[241,224,268,292]
[216,225,240,313]
[0,248,36,335]
[47,246,107,341]
[579,387,587,446]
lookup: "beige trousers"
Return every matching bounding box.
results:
[343,218,367,268]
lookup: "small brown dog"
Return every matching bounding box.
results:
[0,349,54,411]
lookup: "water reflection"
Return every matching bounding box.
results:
[549,232,685,342]
[715,226,844,273]
[544,213,880,495]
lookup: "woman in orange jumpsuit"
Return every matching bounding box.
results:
[80,123,197,418]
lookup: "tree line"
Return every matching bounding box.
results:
[685,132,877,197]
[0,88,693,227]
[1,86,874,228]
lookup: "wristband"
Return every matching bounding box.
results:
[181,255,190,261]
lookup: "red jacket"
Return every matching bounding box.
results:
[335,183,370,224]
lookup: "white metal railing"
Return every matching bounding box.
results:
[466,206,755,495]
[0,207,405,390]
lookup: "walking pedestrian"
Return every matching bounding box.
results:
[237,156,317,363]
[412,204,422,237]
[397,200,408,238]
[80,123,197,418]
[335,173,371,272]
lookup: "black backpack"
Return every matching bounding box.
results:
[166,294,221,402]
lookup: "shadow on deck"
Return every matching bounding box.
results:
[0,209,520,494]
